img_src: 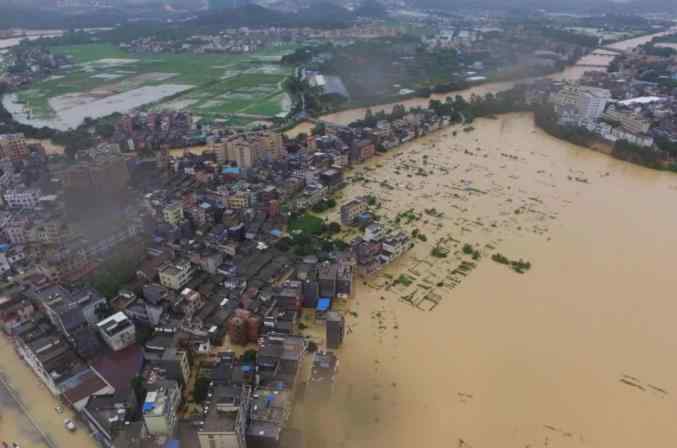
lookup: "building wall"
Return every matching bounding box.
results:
[159,263,194,290]
[197,432,239,448]
[144,385,181,436]
[15,340,62,395]
[163,204,184,225]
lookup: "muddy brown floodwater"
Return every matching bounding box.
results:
[0,334,96,448]
[296,112,677,448]
[0,30,673,448]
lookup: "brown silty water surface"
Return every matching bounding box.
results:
[0,334,96,448]
[296,112,677,448]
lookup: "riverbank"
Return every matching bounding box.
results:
[287,28,675,137]
[300,112,677,447]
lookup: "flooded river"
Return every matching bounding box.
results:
[287,28,674,134]
[293,29,677,448]
[302,112,677,448]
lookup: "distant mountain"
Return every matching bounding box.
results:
[408,0,676,13]
[355,0,388,18]
[192,2,356,28]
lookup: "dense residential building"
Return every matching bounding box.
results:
[144,334,192,385]
[197,386,248,448]
[163,201,185,225]
[326,311,345,350]
[0,133,29,161]
[603,105,652,134]
[340,198,367,226]
[551,85,611,121]
[14,319,114,400]
[246,387,293,448]
[3,187,41,209]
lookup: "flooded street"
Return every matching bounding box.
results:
[0,335,96,448]
[302,113,677,448]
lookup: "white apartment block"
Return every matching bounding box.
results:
[158,260,195,291]
[3,188,41,209]
[163,202,184,225]
[552,86,611,121]
[97,312,136,352]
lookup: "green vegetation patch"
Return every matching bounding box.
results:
[491,253,532,274]
[50,43,130,63]
[18,43,295,122]
[288,212,324,236]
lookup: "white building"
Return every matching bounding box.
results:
[552,86,611,121]
[163,202,184,225]
[97,312,136,352]
[158,260,195,291]
[3,188,41,209]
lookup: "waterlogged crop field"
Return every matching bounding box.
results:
[9,43,296,129]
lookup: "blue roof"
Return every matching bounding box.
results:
[316,298,331,311]
[164,440,180,448]
[0,244,9,253]
[270,229,282,237]
[223,167,241,174]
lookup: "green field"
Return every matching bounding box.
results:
[17,43,297,123]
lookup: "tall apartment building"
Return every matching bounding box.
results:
[326,311,345,349]
[226,140,256,169]
[3,187,41,209]
[552,86,611,121]
[163,201,184,225]
[0,133,29,161]
[198,386,249,448]
[158,259,195,291]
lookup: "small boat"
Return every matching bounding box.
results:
[64,419,76,431]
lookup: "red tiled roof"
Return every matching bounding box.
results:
[92,344,144,396]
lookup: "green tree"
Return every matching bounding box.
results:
[130,376,147,404]
[326,222,341,235]
[242,349,257,364]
